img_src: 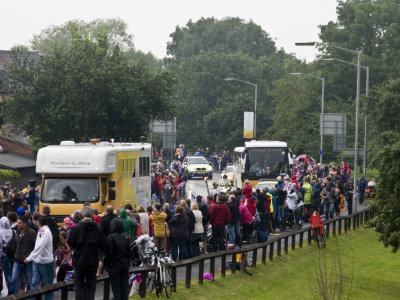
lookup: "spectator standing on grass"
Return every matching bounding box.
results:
[104,218,130,300]
[10,215,36,295]
[68,206,105,300]
[25,216,54,300]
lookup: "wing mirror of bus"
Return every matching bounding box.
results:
[108,180,116,188]
[109,189,116,200]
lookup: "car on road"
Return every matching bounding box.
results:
[256,180,277,191]
[183,156,213,179]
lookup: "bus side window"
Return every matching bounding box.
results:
[132,158,136,178]
[101,178,107,204]
[139,157,150,177]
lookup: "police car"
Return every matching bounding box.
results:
[183,156,213,179]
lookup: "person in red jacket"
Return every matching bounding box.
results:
[155,173,164,198]
[209,195,231,252]
[242,179,253,199]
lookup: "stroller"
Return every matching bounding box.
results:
[280,202,304,231]
[131,234,155,266]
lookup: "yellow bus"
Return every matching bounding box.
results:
[36,140,152,224]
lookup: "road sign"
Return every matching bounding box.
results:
[320,113,346,136]
[342,148,365,157]
[319,150,324,155]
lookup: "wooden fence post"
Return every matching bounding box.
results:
[221,254,226,277]
[277,238,282,256]
[252,249,257,267]
[232,252,237,274]
[291,234,296,251]
[326,222,330,238]
[240,252,247,273]
[353,215,356,230]
[357,213,360,228]
[284,236,289,254]
[338,218,342,235]
[308,229,312,245]
[61,287,68,300]
[139,271,148,298]
[171,267,177,293]
[269,242,274,261]
[198,259,204,284]
[185,264,192,289]
[262,245,267,264]
[299,232,304,248]
[210,257,215,275]
[333,220,336,237]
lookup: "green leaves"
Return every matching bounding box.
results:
[4,30,175,149]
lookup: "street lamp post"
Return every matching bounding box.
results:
[296,42,362,213]
[225,78,258,139]
[320,58,369,177]
[289,73,325,164]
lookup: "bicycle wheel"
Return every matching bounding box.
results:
[164,266,172,298]
[155,266,163,298]
[146,271,156,293]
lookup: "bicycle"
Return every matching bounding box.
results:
[314,227,326,249]
[143,246,174,298]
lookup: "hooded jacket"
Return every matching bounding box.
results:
[150,210,167,238]
[105,218,130,273]
[169,213,189,240]
[0,216,13,257]
[68,218,105,270]
[119,209,136,239]
[100,212,117,237]
[303,182,312,205]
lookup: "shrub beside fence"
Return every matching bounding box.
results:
[3,208,372,299]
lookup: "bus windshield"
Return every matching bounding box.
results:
[245,147,289,179]
[41,178,99,203]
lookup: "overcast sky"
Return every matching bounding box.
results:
[1,0,338,61]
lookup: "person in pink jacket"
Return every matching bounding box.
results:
[239,203,254,243]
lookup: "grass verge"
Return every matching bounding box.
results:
[132,228,400,299]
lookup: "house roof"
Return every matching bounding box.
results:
[0,151,36,169]
[0,50,39,70]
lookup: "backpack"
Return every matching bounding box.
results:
[4,228,17,259]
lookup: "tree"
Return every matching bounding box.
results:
[31,18,162,72]
[166,17,299,152]
[369,131,400,252]
[31,18,134,54]
[3,31,175,149]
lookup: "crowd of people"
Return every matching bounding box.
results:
[0,156,375,299]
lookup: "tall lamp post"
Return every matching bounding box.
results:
[320,58,369,177]
[296,42,362,213]
[289,73,325,164]
[225,78,258,139]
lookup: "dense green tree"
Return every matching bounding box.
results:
[166,17,276,63]
[166,17,300,152]
[31,18,161,72]
[369,131,400,252]
[367,78,400,167]
[4,31,175,149]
